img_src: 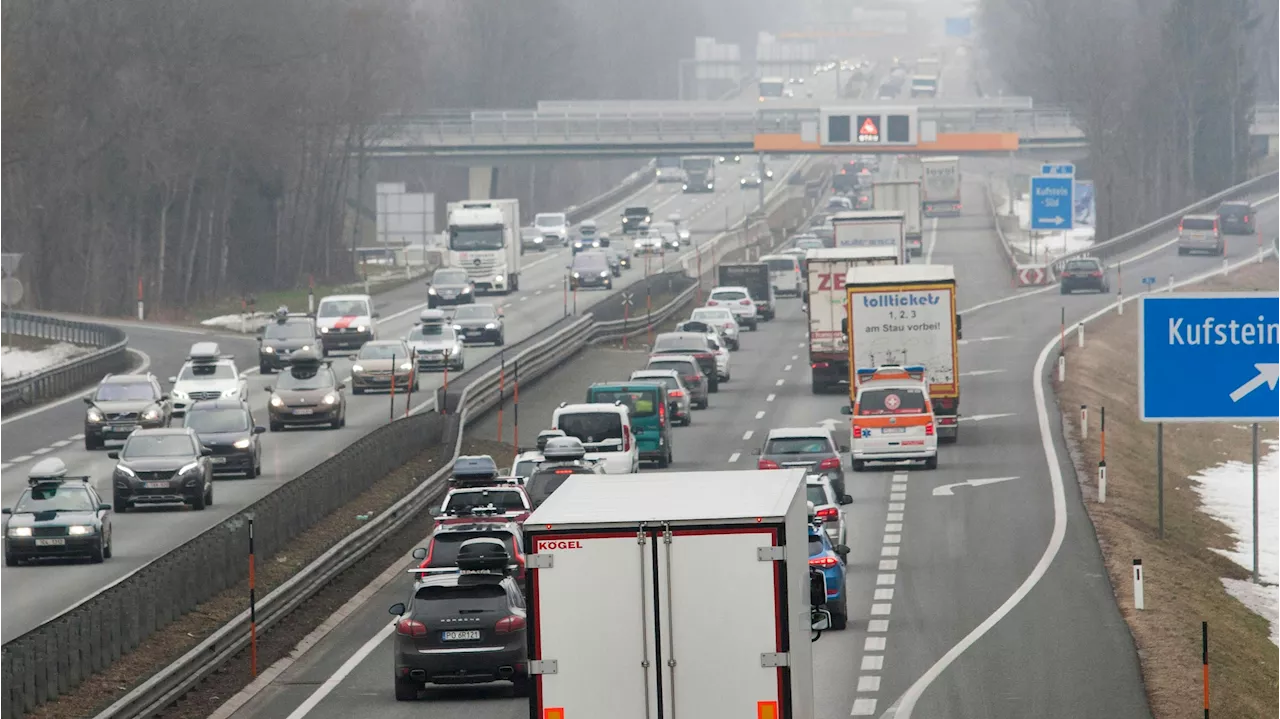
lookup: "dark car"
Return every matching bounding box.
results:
[427,268,476,308]
[1059,257,1110,294]
[572,232,609,254]
[755,426,848,499]
[621,206,651,234]
[391,539,529,700]
[450,304,505,345]
[108,427,214,511]
[258,314,320,373]
[416,519,526,581]
[3,458,113,565]
[183,399,265,478]
[265,348,346,430]
[569,251,613,290]
[525,458,605,509]
[83,374,171,450]
[1216,201,1255,235]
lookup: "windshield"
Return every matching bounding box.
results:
[1218,204,1249,217]
[657,157,681,168]
[535,213,565,227]
[796,239,824,250]
[647,360,695,376]
[95,382,154,402]
[589,389,658,418]
[264,322,314,340]
[691,308,734,323]
[1065,260,1099,272]
[653,336,705,353]
[449,226,505,251]
[451,306,495,321]
[573,254,607,271]
[444,489,527,513]
[178,363,236,381]
[625,207,649,217]
[806,485,830,506]
[433,269,468,285]
[765,437,833,455]
[407,325,447,340]
[710,290,748,302]
[185,408,249,433]
[122,434,197,458]
[764,258,796,273]
[14,485,96,513]
[277,367,334,391]
[759,79,785,97]
[682,157,713,172]
[1181,217,1215,231]
[556,412,623,446]
[521,227,539,239]
[425,531,516,568]
[858,388,928,415]
[528,466,593,505]
[357,344,406,360]
[632,374,678,392]
[413,584,507,609]
[317,299,369,318]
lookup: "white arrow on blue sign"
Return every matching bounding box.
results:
[1030,175,1074,231]
[1040,163,1075,176]
[1141,277,1156,285]
[1139,292,1280,422]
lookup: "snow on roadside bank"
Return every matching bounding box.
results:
[1012,197,1097,262]
[1,342,94,380]
[201,312,273,333]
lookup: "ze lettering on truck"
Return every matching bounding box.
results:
[816,272,847,291]
[537,539,584,551]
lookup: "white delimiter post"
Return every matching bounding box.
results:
[1077,323,1084,347]
[1132,559,1145,610]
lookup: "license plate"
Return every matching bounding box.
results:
[35,538,66,547]
[294,408,314,415]
[109,424,135,433]
[144,481,169,489]
[441,630,481,641]
[881,427,906,434]
[211,457,227,464]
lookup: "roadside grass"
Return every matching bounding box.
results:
[1056,258,1279,719]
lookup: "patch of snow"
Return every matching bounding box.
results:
[201,312,273,333]
[1,342,94,380]
[1010,196,1097,262]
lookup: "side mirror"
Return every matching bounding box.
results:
[838,444,850,453]
[834,544,851,557]
[160,394,170,402]
[372,312,381,319]
[98,503,112,512]
[811,608,833,632]
[263,386,273,393]
[840,494,853,506]
[411,547,428,560]
[840,406,853,416]
[427,505,441,517]
[201,447,213,457]
[388,603,406,616]
[253,426,267,434]
[107,451,120,460]
[83,397,94,406]
[168,376,178,384]
[1,508,10,515]
[809,568,828,606]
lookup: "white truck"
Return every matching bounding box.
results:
[805,247,900,394]
[830,210,907,264]
[844,264,962,441]
[893,155,923,183]
[873,181,924,258]
[910,57,941,98]
[521,469,831,719]
[445,199,521,294]
[920,156,961,218]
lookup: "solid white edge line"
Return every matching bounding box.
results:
[283,621,396,719]
[879,246,1277,719]
[1,348,151,428]
[924,217,940,264]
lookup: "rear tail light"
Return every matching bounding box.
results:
[1243,214,1250,222]
[495,615,526,634]
[815,506,839,520]
[812,362,830,369]
[818,457,841,470]
[396,618,428,637]
[418,540,436,568]
[707,300,719,306]
[659,403,666,423]
[623,425,632,452]
[758,459,780,470]
[553,468,575,475]
[925,422,935,436]
[685,375,701,386]
[669,390,684,398]
[809,555,839,569]
[740,299,752,306]
[1090,271,1103,277]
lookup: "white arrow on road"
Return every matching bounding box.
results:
[933,476,1020,496]
[960,369,1006,377]
[957,335,1011,345]
[818,417,845,433]
[1039,216,1066,226]
[958,413,1016,423]
[1229,363,1280,402]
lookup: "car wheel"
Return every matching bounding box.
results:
[113,492,129,513]
[4,553,17,567]
[657,451,669,469]
[681,415,692,427]
[270,422,282,432]
[413,379,420,391]
[708,379,719,393]
[245,458,259,479]
[923,455,939,470]
[102,535,113,559]
[206,482,214,507]
[831,597,849,630]
[510,674,532,698]
[353,386,364,395]
[394,677,420,701]
[851,460,866,472]
[1060,285,1068,295]
[90,540,105,564]
[190,489,207,511]
[84,435,102,451]
[496,334,505,347]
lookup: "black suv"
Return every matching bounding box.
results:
[621,206,651,234]
[258,314,320,373]
[568,251,613,291]
[84,374,171,450]
[1059,257,1110,294]
[183,399,266,478]
[108,428,214,511]
[450,304,505,346]
[1216,201,1255,235]
[416,518,526,581]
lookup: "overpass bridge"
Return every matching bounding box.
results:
[368,101,1278,161]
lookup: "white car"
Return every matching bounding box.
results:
[843,365,939,471]
[667,214,692,245]
[510,450,543,482]
[689,307,740,350]
[705,331,731,382]
[315,294,377,355]
[168,342,247,417]
[633,230,664,255]
[806,474,849,547]
[534,212,569,246]
[706,286,759,330]
[551,402,640,474]
[437,481,531,521]
[761,254,803,298]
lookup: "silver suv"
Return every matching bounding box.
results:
[1176,214,1223,256]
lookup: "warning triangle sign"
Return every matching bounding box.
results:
[859,117,879,136]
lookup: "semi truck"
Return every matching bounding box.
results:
[830,210,907,264]
[521,469,831,719]
[445,199,521,293]
[873,180,924,257]
[805,246,900,394]
[920,156,961,217]
[844,264,962,441]
[680,156,716,193]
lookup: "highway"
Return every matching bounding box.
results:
[0,73,844,642]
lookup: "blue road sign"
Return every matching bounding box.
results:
[1141,276,1156,285]
[1040,163,1075,176]
[1074,180,1095,228]
[1139,292,1280,423]
[1030,175,1074,231]
[945,17,972,37]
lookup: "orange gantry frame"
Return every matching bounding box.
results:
[753,132,1019,154]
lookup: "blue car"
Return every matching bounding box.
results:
[809,523,850,629]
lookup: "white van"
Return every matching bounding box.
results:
[760,254,803,297]
[551,402,640,474]
[315,294,377,355]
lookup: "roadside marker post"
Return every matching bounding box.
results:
[1168,273,1174,290]
[621,293,634,350]
[1202,622,1210,719]
[308,275,315,314]
[512,360,520,459]
[1077,323,1084,348]
[137,278,145,321]
[1080,405,1088,440]
[497,349,506,444]
[563,276,568,318]
[1058,355,1065,383]
[1132,559,1144,610]
[248,515,258,678]
[388,354,397,422]
[1098,406,1107,504]
[441,352,449,415]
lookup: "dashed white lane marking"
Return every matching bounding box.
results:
[798,342,805,348]
[766,393,776,402]
[71,434,84,440]
[881,546,899,557]
[728,452,741,463]
[0,464,10,472]
[791,354,799,360]
[742,430,754,441]
[775,378,785,386]
[887,512,903,522]
[31,448,51,456]
[784,364,792,371]
[9,455,33,464]
[874,588,895,601]
[865,637,887,651]
[890,492,906,503]
[754,410,766,419]
[520,296,529,302]
[547,283,557,289]
[868,619,890,633]
[885,523,903,533]
[535,290,543,296]
[883,534,901,545]
[852,698,879,716]
[857,676,882,692]
[878,560,898,571]
[861,655,885,671]
[876,573,895,586]
[888,502,904,512]
[51,440,70,448]
[957,335,1011,345]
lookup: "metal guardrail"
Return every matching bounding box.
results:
[1,312,132,411]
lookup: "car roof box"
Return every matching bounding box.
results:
[456,537,511,572]
[535,429,566,452]
[451,455,500,483]
[188,342,222,362]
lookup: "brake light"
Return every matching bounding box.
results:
[396,618,428,637]
[659,402,666,423]
[815,507,839,520]
[669,389,684,398]
[740,299,752,306]
[553,468,574,475]
[925,422,935,436]
[818,457,841,470]
[695,353,713,361]
[1243,214,1250,222]
[623,424,631,452]
[1090,271,1103,277]
[495,615,526,634]
[809,555,839,569]
[758,459,780,469]
[811,362,830,369]
[708,300,719,306]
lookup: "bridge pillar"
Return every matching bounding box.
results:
[468,166,499,199]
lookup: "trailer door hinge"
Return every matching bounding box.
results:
[757,546,786,562]
[526,553,554,569]
[529,659,559,675]
[761,652,790,668]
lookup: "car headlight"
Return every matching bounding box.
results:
[178,461,201,475]
[141,408,161,421]
[262,345,276,354]
[301,345,311,352]
[453,344,463,355]
[682,184,688,190]
[68,525,94,536]
[707,183,713,189]
[428,287,437,295]
[9,527,32,537]
[223,388,240,398]
[322,393,338,405]
[319,327,330,333]
[461,285,472,293]
[452,324,463,331]
[355,325,367,333]
[599,271,609,277]
[115,464,137,478]
[351,364,364,373]
[644,216,651,222]
[87,408,104,423]
[484,322,496,329]
[399,362,413,371]
[572,271,581,278]
[269,395,284,408]
[233,438,252,449]
[171,389,187,400]
[493,275,503,284]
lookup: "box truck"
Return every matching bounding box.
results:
[522,469,832,719]
[920,156,961,217]
[446,199,521,293]
[873,181,924,257]
[830,210,907,264]
[844,264,962,440]
[805,247,900,394]
[718,263,776,320]
[893,155,923,183]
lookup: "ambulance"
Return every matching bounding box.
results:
[841,364,939,471]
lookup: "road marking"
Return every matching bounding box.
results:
[876,573,895,586]
[881,545,899,557]
[755,410,766,419]
[8,455,33,464]
[959,413,1016,423]
[933,476,1020,497]
[884,523,902,533]
[853,698,879,716]
[783,364,792,371]
[775,378,785,386]
[888,502,904,512]
[868,619,889,633]
[865,637,887,651]
[728,452,741,463]
[960,369,1006,377]
[0,464,10,472]
[890,492,906,502]
[742,430,754,441]
[51,440,70,448]
[766,393,776,402]
[956,335,1011,345]
[924,217,940,263]
[1,348,151,427]
[874,588,895,601]
[70,433,84,440]
[887,512,903,522]
[858,675,882,692]
[861,655,884,671]
[547,283,558,289]
[791,354,799,360]
[520,296,529,302]
[535,290,543,296]
[31,447,51,456]
[282,621,396,719]
[883,534,900,545]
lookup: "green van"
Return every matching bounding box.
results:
[585,382,673,468]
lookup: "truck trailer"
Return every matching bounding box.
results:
[718,263,776,320]
[920,156,961,217]
[872,180,924,257]
[446,199,522,293]
[805,246,900,394]
[522,469,828,719]
[844,264,962,440]
[830,210,907,264]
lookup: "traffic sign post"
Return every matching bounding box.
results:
[1030,174,1074,231]
[1141,276,1156,293]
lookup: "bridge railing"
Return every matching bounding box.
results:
[1,312,131,411]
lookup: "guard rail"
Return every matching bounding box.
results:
[0,312,132,411]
